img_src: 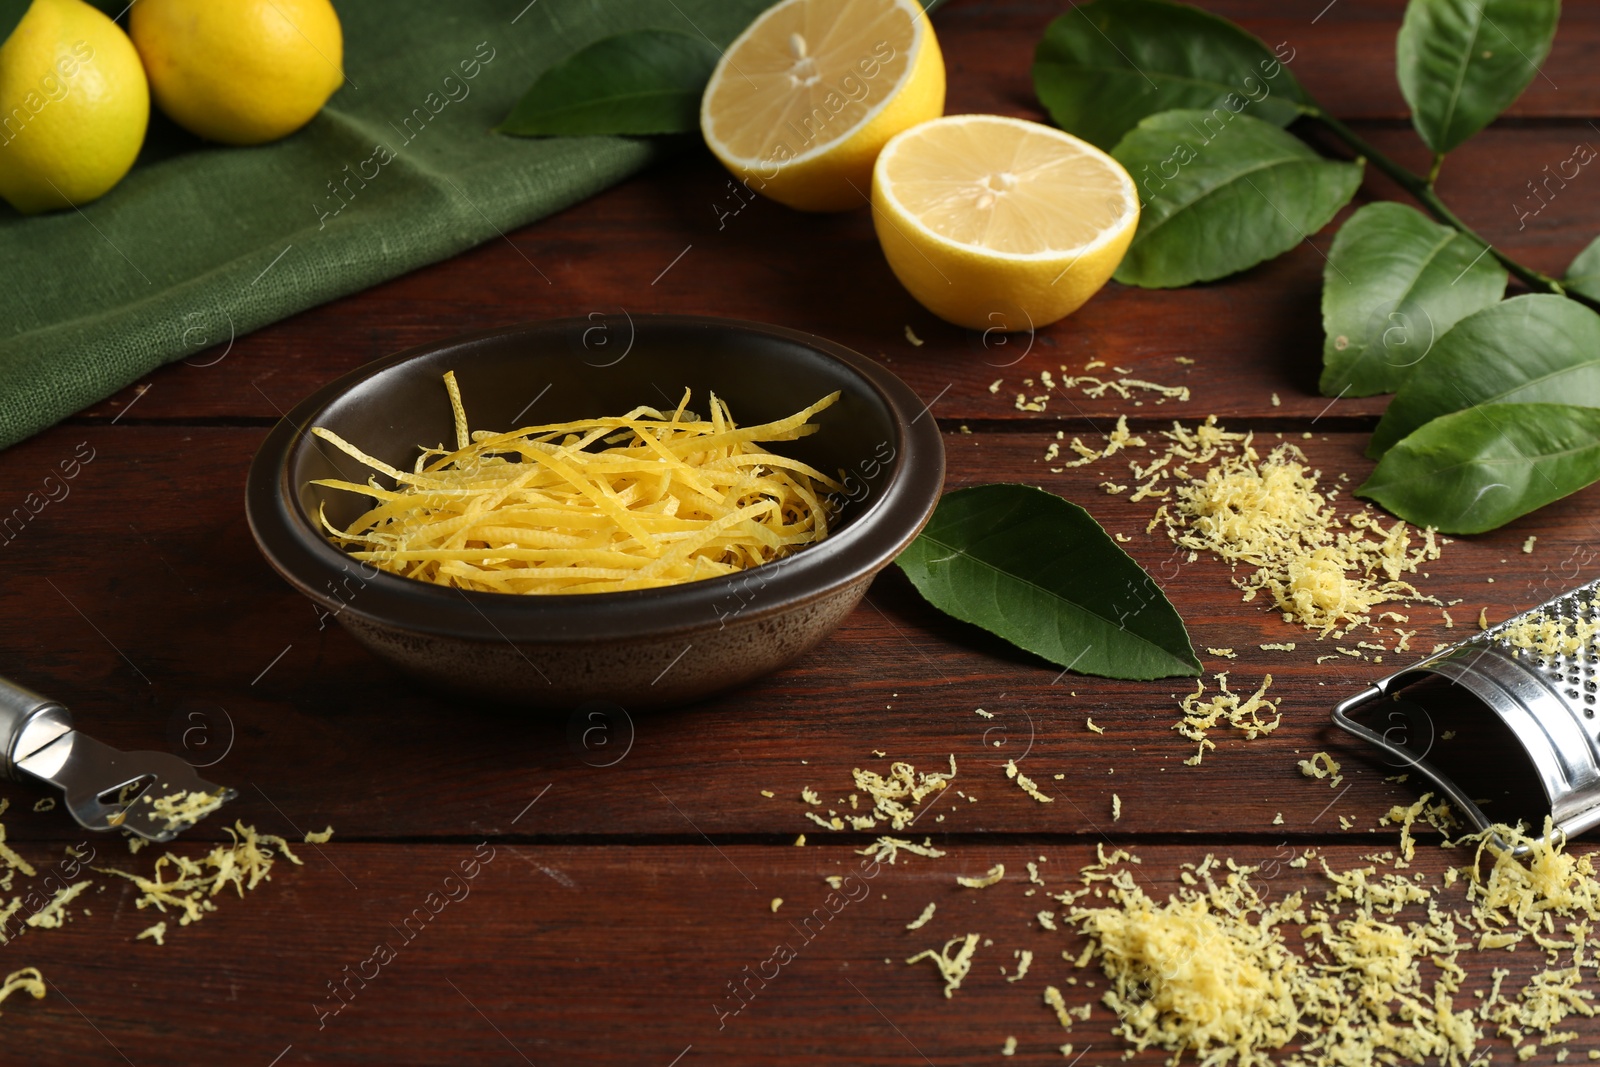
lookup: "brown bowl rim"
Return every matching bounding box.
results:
[244,315,946,644]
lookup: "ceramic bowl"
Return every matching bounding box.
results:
[245,315,945,709]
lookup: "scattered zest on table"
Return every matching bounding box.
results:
[1032,0,1600,532]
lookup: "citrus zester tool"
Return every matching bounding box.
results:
[0,675,234,842]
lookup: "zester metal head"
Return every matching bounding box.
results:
[1333,576,1600,844]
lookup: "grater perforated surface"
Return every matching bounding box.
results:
[1478,577,1600,719]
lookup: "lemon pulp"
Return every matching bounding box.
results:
[871,115,1139,330]
[701,0,944,212]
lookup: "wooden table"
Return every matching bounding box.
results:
[8,1,1600,1062]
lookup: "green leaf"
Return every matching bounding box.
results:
[1563,235,1600,302]
[1032,0,1308,152]
[1110,110,1362,289]
[896,484,1200,681]
[497,0,941,138]
[1396,0,1560,156]
[0,0,31,48]
[498,30,718,137]
[1359,403,1600,534]
[1367,294,1600,458]
[1319,202,1506,398]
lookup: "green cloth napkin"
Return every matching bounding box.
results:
[0,0,763,450]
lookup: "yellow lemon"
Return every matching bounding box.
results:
[700,0,944,213]
[0,0,149,214]
[130,0,343,145]
[871,114,1140,331]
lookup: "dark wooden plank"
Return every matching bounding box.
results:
[2,425,1592,840]
[10,6,1600,1060]
[1201,0,1600,121]
[77,122,1599,430]
[935,0,1600,125]
[4,842,1592,1065]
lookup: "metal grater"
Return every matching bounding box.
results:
[1333,576,1600,845]
[0,674,235,842]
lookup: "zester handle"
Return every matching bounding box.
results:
[0,675,74,782]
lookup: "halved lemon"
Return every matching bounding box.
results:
[700,0,944,213]
[871,114,1140,331]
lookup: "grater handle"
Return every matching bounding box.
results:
[1332,681,1499,838]
[0,674,74,782]
[0,673,235,841]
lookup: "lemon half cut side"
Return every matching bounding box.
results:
[700,0,944,213]
[871,114,1140,331]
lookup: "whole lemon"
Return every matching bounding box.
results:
[0,0,149,214]
[130,0,343,145]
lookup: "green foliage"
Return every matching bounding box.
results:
[1564,236,1600,302]
[897,484,1200,681]
[1110,111,1360,289]
[502,0,946,138]
[1029,0,1595,532]
[499,31,717,137]
[1368,295,1600,458]
[1032,0,1307,151]
[1320,203,1506,398]
[1359,403,1600,534]
[1396,0,1560,156]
